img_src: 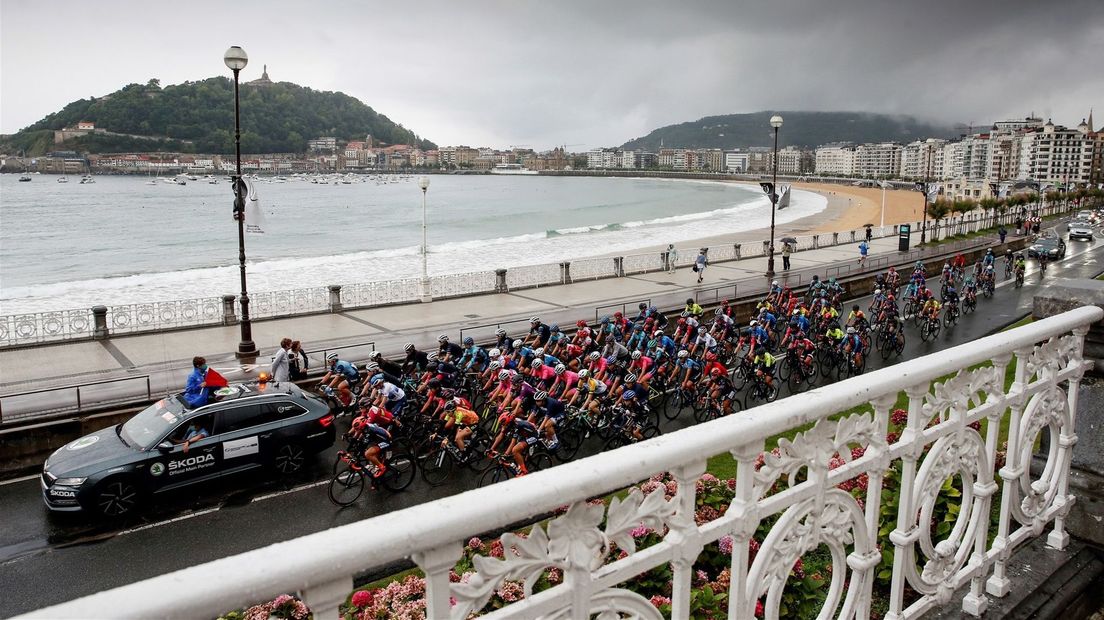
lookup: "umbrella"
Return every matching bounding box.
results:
[780,236,798,244]
[863,223,875,228]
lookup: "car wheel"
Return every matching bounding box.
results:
[94,477,141,517]
[273,443,305,474]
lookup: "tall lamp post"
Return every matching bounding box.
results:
[918,143,933,245]
[765,114,783,278]
[418,176,432,302]
[225,45,258,358]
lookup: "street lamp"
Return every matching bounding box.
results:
[225,45,257,358]
[765,114,783,279]
[918,143,933,245]
[418,176,432,302]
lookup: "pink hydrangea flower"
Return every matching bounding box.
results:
[351,590,372,609]
[630,524,652,538]
[891,408,908,426]
[649,595,672,608]
[466,537,483,551]
[718,535,734,555]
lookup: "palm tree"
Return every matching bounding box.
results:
[926,198,952,242]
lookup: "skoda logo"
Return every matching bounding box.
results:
[66,436,100,451]
[150,463,166,477]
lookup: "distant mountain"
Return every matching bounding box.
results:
[621,111,961,151]
[1,77,435,156]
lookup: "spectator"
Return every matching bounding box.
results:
[694,248,708,283]
[289,340,309,380]
[781,241,793,271]
[865,226,873,242]
[998,226,1007,244]
[270,337,291,382]
[666,244,678,274]
[858,240,869,267]
[1015,216,1024,235]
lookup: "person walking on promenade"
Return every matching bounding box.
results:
[694,248,708,283]
[865,226,873,242]
[289,340,309,380]
[998,226,1007,244]
[858,240,869,267]
[270,337,291,382]
[1015,216,1023,236]
[666,244,678,273]
[782,241,793,271]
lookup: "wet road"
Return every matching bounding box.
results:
[2,231,1101,617]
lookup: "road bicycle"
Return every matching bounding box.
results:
[328,441,416,507]
[920,314,941,342]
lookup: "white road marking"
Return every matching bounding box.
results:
[0,474,40,487]
[250,479,328,503]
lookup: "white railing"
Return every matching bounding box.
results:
[20,306,1101,620]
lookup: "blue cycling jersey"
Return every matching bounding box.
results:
[332,360,358,381]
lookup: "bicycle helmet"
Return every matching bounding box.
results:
[755,345,766,355]
[639,302,648,310]
[530,316,541,324]
[771,280,779,287]
[364,361,379,372]
[495,328,507,337]
[326,352,339,362]
[631,350,642,360]
[749,320,757,327]
[444,400,457,411]
[711,368,723,377]
[440,388,456,399]
[427,351,439,361]
[680,311,690,318]
[874,288,882,296]
[550,324,560,332]
[489,348,501,358]
[512,339,523,349]
[370,375,384,386]
[576,319,588,328]
[677,350,689,359]
[351,416,368,433]
[614,311,623,319]
[625,373,637,383]
[533,347,544,356]
[510,374,523,385]
[623,390,636,400]
[427,378,441,389]
[554,364,566,375]
[404,343,415,352]
[847,326,856,334]
[677,318,686,326]
[370,351,382,361]
[498,370,511,381]
[852,305,860,312]
[438,334,449,343]
[534,391,548,401]
[578,369,590,378]
[600,316,610,324]
[531,359,543,369]
[587,351,601,361]
[463,337,474,346]
[653,329,664,337]
[488,361,501,371]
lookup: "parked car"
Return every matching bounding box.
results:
[1028,236,1067,260]
[1068,220,1094,241]
[41,381,335,517]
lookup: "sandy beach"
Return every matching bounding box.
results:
[597,180,925,259]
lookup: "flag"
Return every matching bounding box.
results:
[205,367,228,388]
[926,184,941,203]
[777,184,791,209]
[243,177,267,234]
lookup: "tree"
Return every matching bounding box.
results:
[950,198,976,235]
[978,197,999,228]
[925,198,952,242]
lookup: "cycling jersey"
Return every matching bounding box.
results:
[577,378,607,395]
[331,360,359,382]
[452,407,479,426]
[825,328,845,342]
[379,382,406,402]
[753,352,775,368]
[532,365,556,383]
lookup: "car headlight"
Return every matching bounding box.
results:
[54,477,87,487]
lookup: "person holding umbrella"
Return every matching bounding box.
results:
[780,236,797,271]
[864,224,874,242]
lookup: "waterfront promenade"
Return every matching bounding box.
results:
[0,228,1000,422]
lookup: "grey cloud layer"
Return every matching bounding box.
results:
[2,0,1101,148]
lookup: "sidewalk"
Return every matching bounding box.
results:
[0,230,1000,421]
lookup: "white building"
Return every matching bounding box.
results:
[776,147,805,175]
[814,143,856,176]
[724,151,749,172]
[900,139,946,180]
[620,151,639,169]
[853,142,902,178]
[1016,120,1095,185]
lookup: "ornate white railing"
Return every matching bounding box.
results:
[20,306,1101,620]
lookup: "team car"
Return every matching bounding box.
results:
[41,381,335,517]
[1068,220,1094,241]
[1027,236,1067,260]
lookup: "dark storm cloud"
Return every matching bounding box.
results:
[2,0,1101,148]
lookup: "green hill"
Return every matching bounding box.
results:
[621,111,960,150]
[2,77,435,155]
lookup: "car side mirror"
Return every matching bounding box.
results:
[157,441,173,452]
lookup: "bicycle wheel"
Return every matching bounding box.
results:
[879,334,894,360]
[420,448,454,486]
[602,433,628,451]
[328,465,365,507]
[641,424,661,439]
[693,402,716,423]
[530,451,554,473]
[787,368,804,394]
[478,464,514,487]
[379,452,416,492]
[777,357,793,382]
[556,426,585,462]
[931,320,941,339]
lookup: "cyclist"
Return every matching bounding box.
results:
[788,331,817,377]
[370,374,407,416]
[493,328,513,355]
[942,284,960,309]
[676,349,702,391]
[529,358,557,389]
[526,316,552,347]
[846,305,868,333]
[627,351,655,389]
[884,266,901,293]
[441,400,480,454]
[402,343,431,374]
[533,391,565,449]
[1014,253,1027,279]
[684,298,704,319]
[1038,251,1048,274]
[921,293,942,325]
[549,363,581,400]
[751,346,776,390]
[348,409,393,478]
[705,367,738,414]
[458,337,489,372]
[568,369,608,419]
[982,248,995,269]
[842,326,864,370]
[1004,249,1015,278]
[321,353,359,406]
[437,334,464,363]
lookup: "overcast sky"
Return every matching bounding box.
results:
[2,0,1102,149]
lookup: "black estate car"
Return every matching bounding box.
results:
[42,381,335,517]
[1027,236,1066,260]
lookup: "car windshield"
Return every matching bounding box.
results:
[120,395,189,449]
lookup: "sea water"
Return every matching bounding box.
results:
[0,174,825,313]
